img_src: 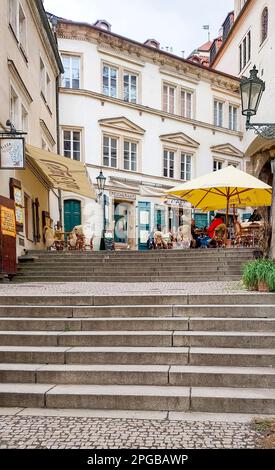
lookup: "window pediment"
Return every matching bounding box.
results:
[99,117,145,135]
[160,132,199,148]
[211,143,243,158]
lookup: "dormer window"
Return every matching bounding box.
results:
[144,39,160,49]
[93,19,111,31]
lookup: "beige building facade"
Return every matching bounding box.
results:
[0,0,63,256]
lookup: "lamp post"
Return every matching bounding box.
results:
[240,65,275,258]
[96,170,107,250]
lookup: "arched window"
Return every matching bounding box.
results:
[261,7,268,44]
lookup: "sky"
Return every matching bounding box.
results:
[43,0,234,57]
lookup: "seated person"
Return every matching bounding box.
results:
[154,225,167,249]
[177,222,191,248]
[249,209,262,222]
[207,214,224,239]
[190,219,201,248]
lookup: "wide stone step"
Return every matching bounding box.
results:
[1,331,275,348]
[17,266,243,274]
[190,347,275,366]
[2,316,274,331]
[0,346,189,365]
[170,365,275,388]
[0,331,174,347]
[0,364,169,385]
[189,317,275,331]
[1,363,275,388]
[0,317,188,331]
[0,383,274,413]
[13,275,242,283]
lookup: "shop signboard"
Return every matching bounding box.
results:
[0,137,25,169]
[0,196,17,276]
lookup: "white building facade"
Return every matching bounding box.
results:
[211,0,275,195]
[55,17,244,250]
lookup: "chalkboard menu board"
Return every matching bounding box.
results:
[104,232,115,251]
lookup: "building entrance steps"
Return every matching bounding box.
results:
[0,289,274,413]
[13,248,254,283]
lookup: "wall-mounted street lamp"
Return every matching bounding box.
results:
[96,169,106,199]
[240,65,275,259]
[240,65,275,140]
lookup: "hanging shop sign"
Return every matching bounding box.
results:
[0,205,16,238]
[0,137,25,169]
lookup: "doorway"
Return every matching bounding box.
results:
[114,202,128,244]
[138,202,150,250]
[64,199,81,233]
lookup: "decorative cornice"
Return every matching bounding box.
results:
[8,59,33,105]
[97,46,145,67]
[160,132,200,148]
[56,20,241,89]
[98,117,145,135]
[210,143,243,158]
[60,87,243,138]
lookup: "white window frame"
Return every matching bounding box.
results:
[123,140,137,171]
[123,72,138,103]
[163,84,175,114]
[163,149,175,178]
[18,2,26,52]
[180,89,192,119]
[229,104,238,131]
[63,129,81,161]
[214,100,224,127]
[213,159,223,171]
[239,30,251,72]
[103,135,118,168]
[10,85,19,129]
[102,64,118,98]
[180,153,192,181]
[61,54,81,89]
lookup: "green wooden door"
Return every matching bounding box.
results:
[64,200,81,233]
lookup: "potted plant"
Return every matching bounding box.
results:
[242,260,259,291]
[242,259,275,292]
[256,259,273,292]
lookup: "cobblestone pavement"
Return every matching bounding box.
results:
[0,281,247,296]
[0,415,262,449]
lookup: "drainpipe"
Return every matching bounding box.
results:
[56,75,62,225]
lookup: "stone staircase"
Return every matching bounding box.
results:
[14,248,254,282]
[0,292,275,413]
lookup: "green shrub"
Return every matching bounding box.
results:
[242,259,275,291]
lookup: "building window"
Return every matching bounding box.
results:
[123,73,137,103]
[19,3,26,51]
[180,90,192,118]
[239,31,251,72]
[214,100,223,127]
[63,130,81,161]
[124,141,137,171]
[229,105,238,131]
[163,84,175,113]
[21,104,28,132]
[41,138,47,150]
[9,0,17,34]
[261,7,268,44]
[61,55,80,89]
[103,136,117,167]
[103,65,118,98]
[40,59,46,98]
[10,86,19,129]
[213,160,223,171]
[163,150,174,178]
[180,154,192,181]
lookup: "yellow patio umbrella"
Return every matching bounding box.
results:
[166,165,272,232]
